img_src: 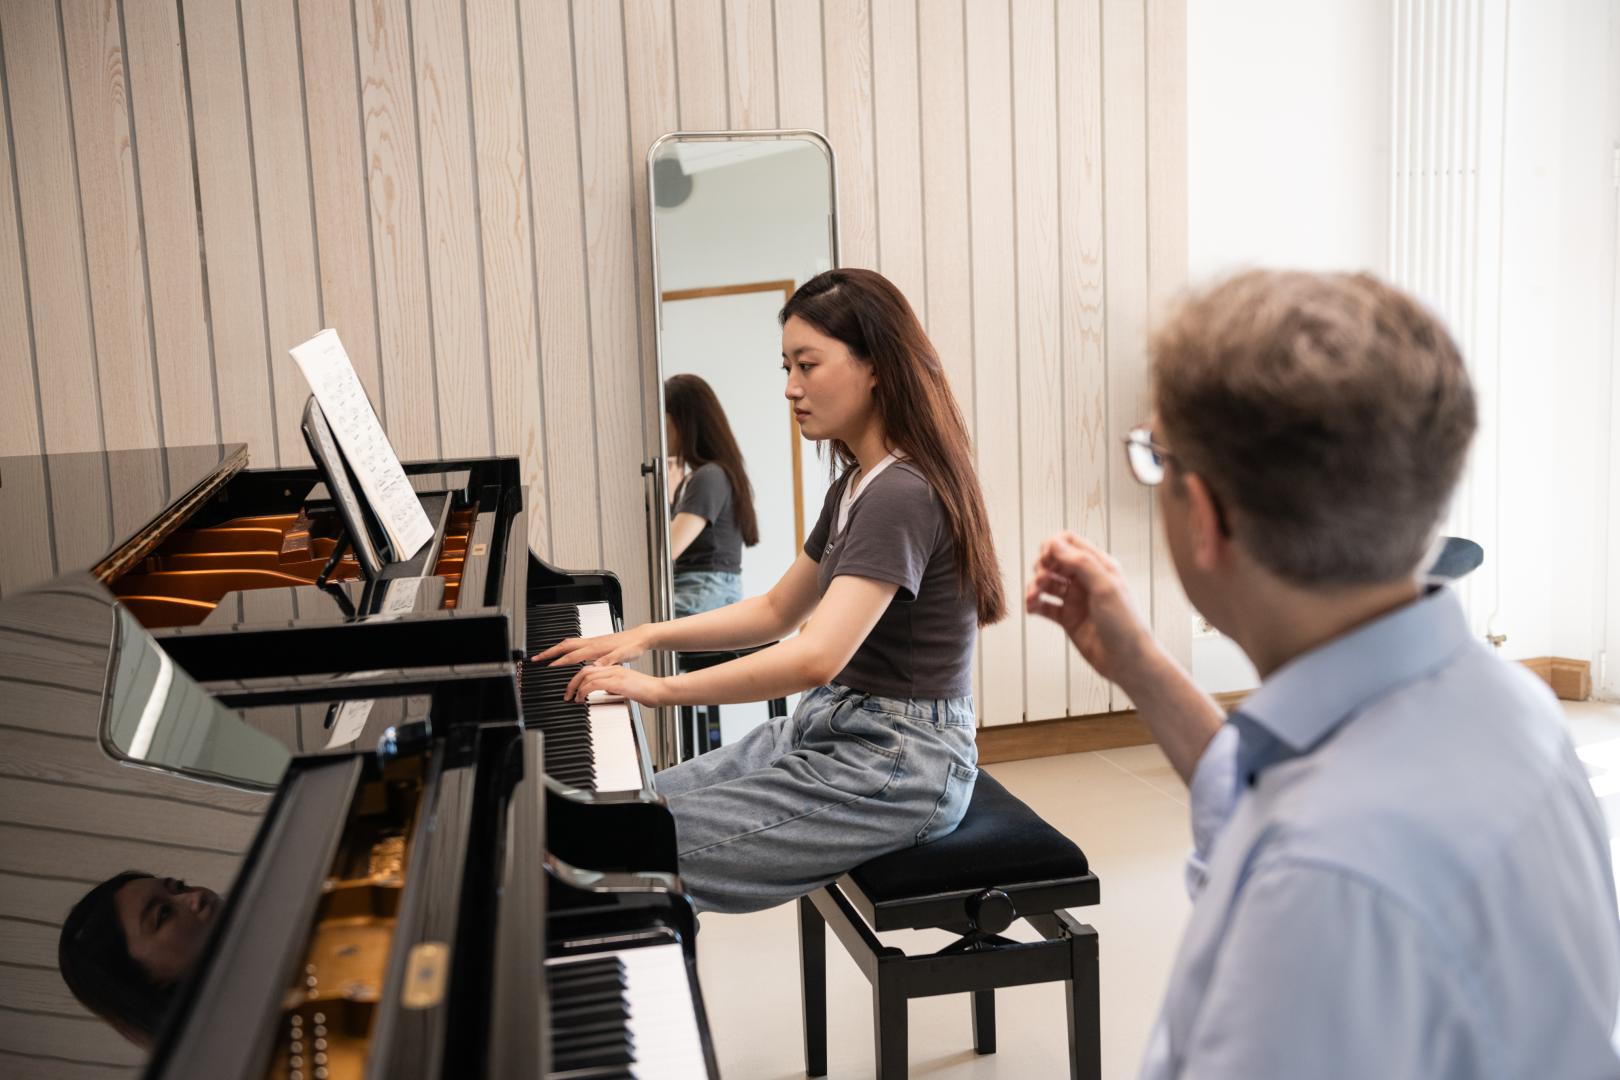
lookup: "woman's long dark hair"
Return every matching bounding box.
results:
[59,871,170,1047]
[781,268,1005,625]
[664,373,760,547]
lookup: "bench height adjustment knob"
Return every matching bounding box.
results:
[967,889,1015,935]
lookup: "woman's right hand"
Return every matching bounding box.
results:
[531,624,654,668]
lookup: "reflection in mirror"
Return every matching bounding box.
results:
[104,606,291,788]
[652,133,836,745]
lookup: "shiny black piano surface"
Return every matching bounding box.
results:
[0,445,716,1079]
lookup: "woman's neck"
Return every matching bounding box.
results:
[846,423,893,480]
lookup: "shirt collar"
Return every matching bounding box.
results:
[1234,585,1474,756]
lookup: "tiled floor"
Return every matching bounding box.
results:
[693,699,1620,1079]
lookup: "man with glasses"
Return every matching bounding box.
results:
[1029,270,1620,1077]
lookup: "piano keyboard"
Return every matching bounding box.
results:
[523,602,644,793]
[546,944,709,1079]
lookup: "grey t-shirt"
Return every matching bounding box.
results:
[673,462,743,573]
[803,461,977,699]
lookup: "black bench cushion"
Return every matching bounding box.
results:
[848,771,1089,904]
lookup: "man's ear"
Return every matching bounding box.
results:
[1181,472,1226,572]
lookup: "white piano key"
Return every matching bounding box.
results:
[551,943,708,1079]
[587,701,644,793]
[577,601,615,638]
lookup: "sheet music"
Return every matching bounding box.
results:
[289,329,433,560]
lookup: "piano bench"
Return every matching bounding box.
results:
[798,771,1100,1079]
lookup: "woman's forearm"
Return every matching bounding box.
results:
[661,635,829,706]
[645,592,795,653]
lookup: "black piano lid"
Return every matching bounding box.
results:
[0,573,437,1076]
[0,443,247,599]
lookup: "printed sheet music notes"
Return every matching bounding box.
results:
[288,329,434,561]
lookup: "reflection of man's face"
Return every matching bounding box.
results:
[113,877,219,985]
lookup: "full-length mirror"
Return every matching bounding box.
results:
[649,131,837,748]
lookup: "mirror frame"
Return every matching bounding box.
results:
[644,129,840,765]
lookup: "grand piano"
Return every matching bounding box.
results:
[0,438,717,1079]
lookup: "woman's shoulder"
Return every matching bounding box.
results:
[872,459,937,501]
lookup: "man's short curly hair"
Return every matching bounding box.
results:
[1151,270,1477,586]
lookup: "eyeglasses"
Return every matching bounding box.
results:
[1123,425,1173,486]
[1123,424,1232,537]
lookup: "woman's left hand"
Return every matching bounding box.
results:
[563,662,672,707]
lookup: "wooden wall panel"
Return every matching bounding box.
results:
[1,0,101,454]
[184,0,277,465]
[724,0,777,130]
[1012,0,1069,722]
[674,0,728,130]
[573,0,652,627]
[916,0,972,419]
[241,0,322,467]
[821,0,875,270]
[1102,0,1155,711]
[0,14,41,460]
[1058,0,1114,716]
[466,0,547,550]
[123,0,215,449]
[413,0,491,458]
[1146,0,1192,669]
[870,0,924,309]
[60,0,159,453]
[298,0,385,414]
[0,0,1187,730]
[964,0,1023,725]
[519,0,599,567]
[772,0,825,131]
[356,0,439,459]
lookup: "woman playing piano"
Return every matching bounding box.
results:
[534,268,1004,913]
[664,373,760,617]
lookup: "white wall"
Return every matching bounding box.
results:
[1186,0,1620,696]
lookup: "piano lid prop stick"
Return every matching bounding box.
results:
[288,329,434,561]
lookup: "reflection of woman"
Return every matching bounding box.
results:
[58,872,220,1047]
[537,269,1004,914]
[664,373,760,617]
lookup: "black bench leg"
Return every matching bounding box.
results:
[972,988,996,1054]
[1064,918,1101,1080]
[799,896,827,1077]
[873,967,908,1079]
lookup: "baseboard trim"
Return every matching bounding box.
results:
[1519,657,1592,702]
[978,691,1250,765]
[979,662,1593,766]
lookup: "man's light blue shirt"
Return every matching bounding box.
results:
[1142,587,1620,1079]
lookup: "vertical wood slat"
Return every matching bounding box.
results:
[674,0,728,130]
[124,0,215,449]
[297,0,384,416]
[1,0,102,454]
[965,0,1023,725]
[0,5,42,460]
[466,0,548,551]
[913,0,983,719]
[519,0,598,567]
[356,0,439,460]
[241,0,322,467]
[60,0,159,453]
[622,0,679,515]
[772,0,825,131]
[1012,0,1068,721]
[916,0,972,422]
[724,0,776,130]
[572,0,650,626]
[1101,0,1153,711]
[869,0,923,308]
[822,0,876,269]
[184,0,277,465]
[1146,0,1190,670]
[1058,0,1113,716]
[412,0,491,458]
